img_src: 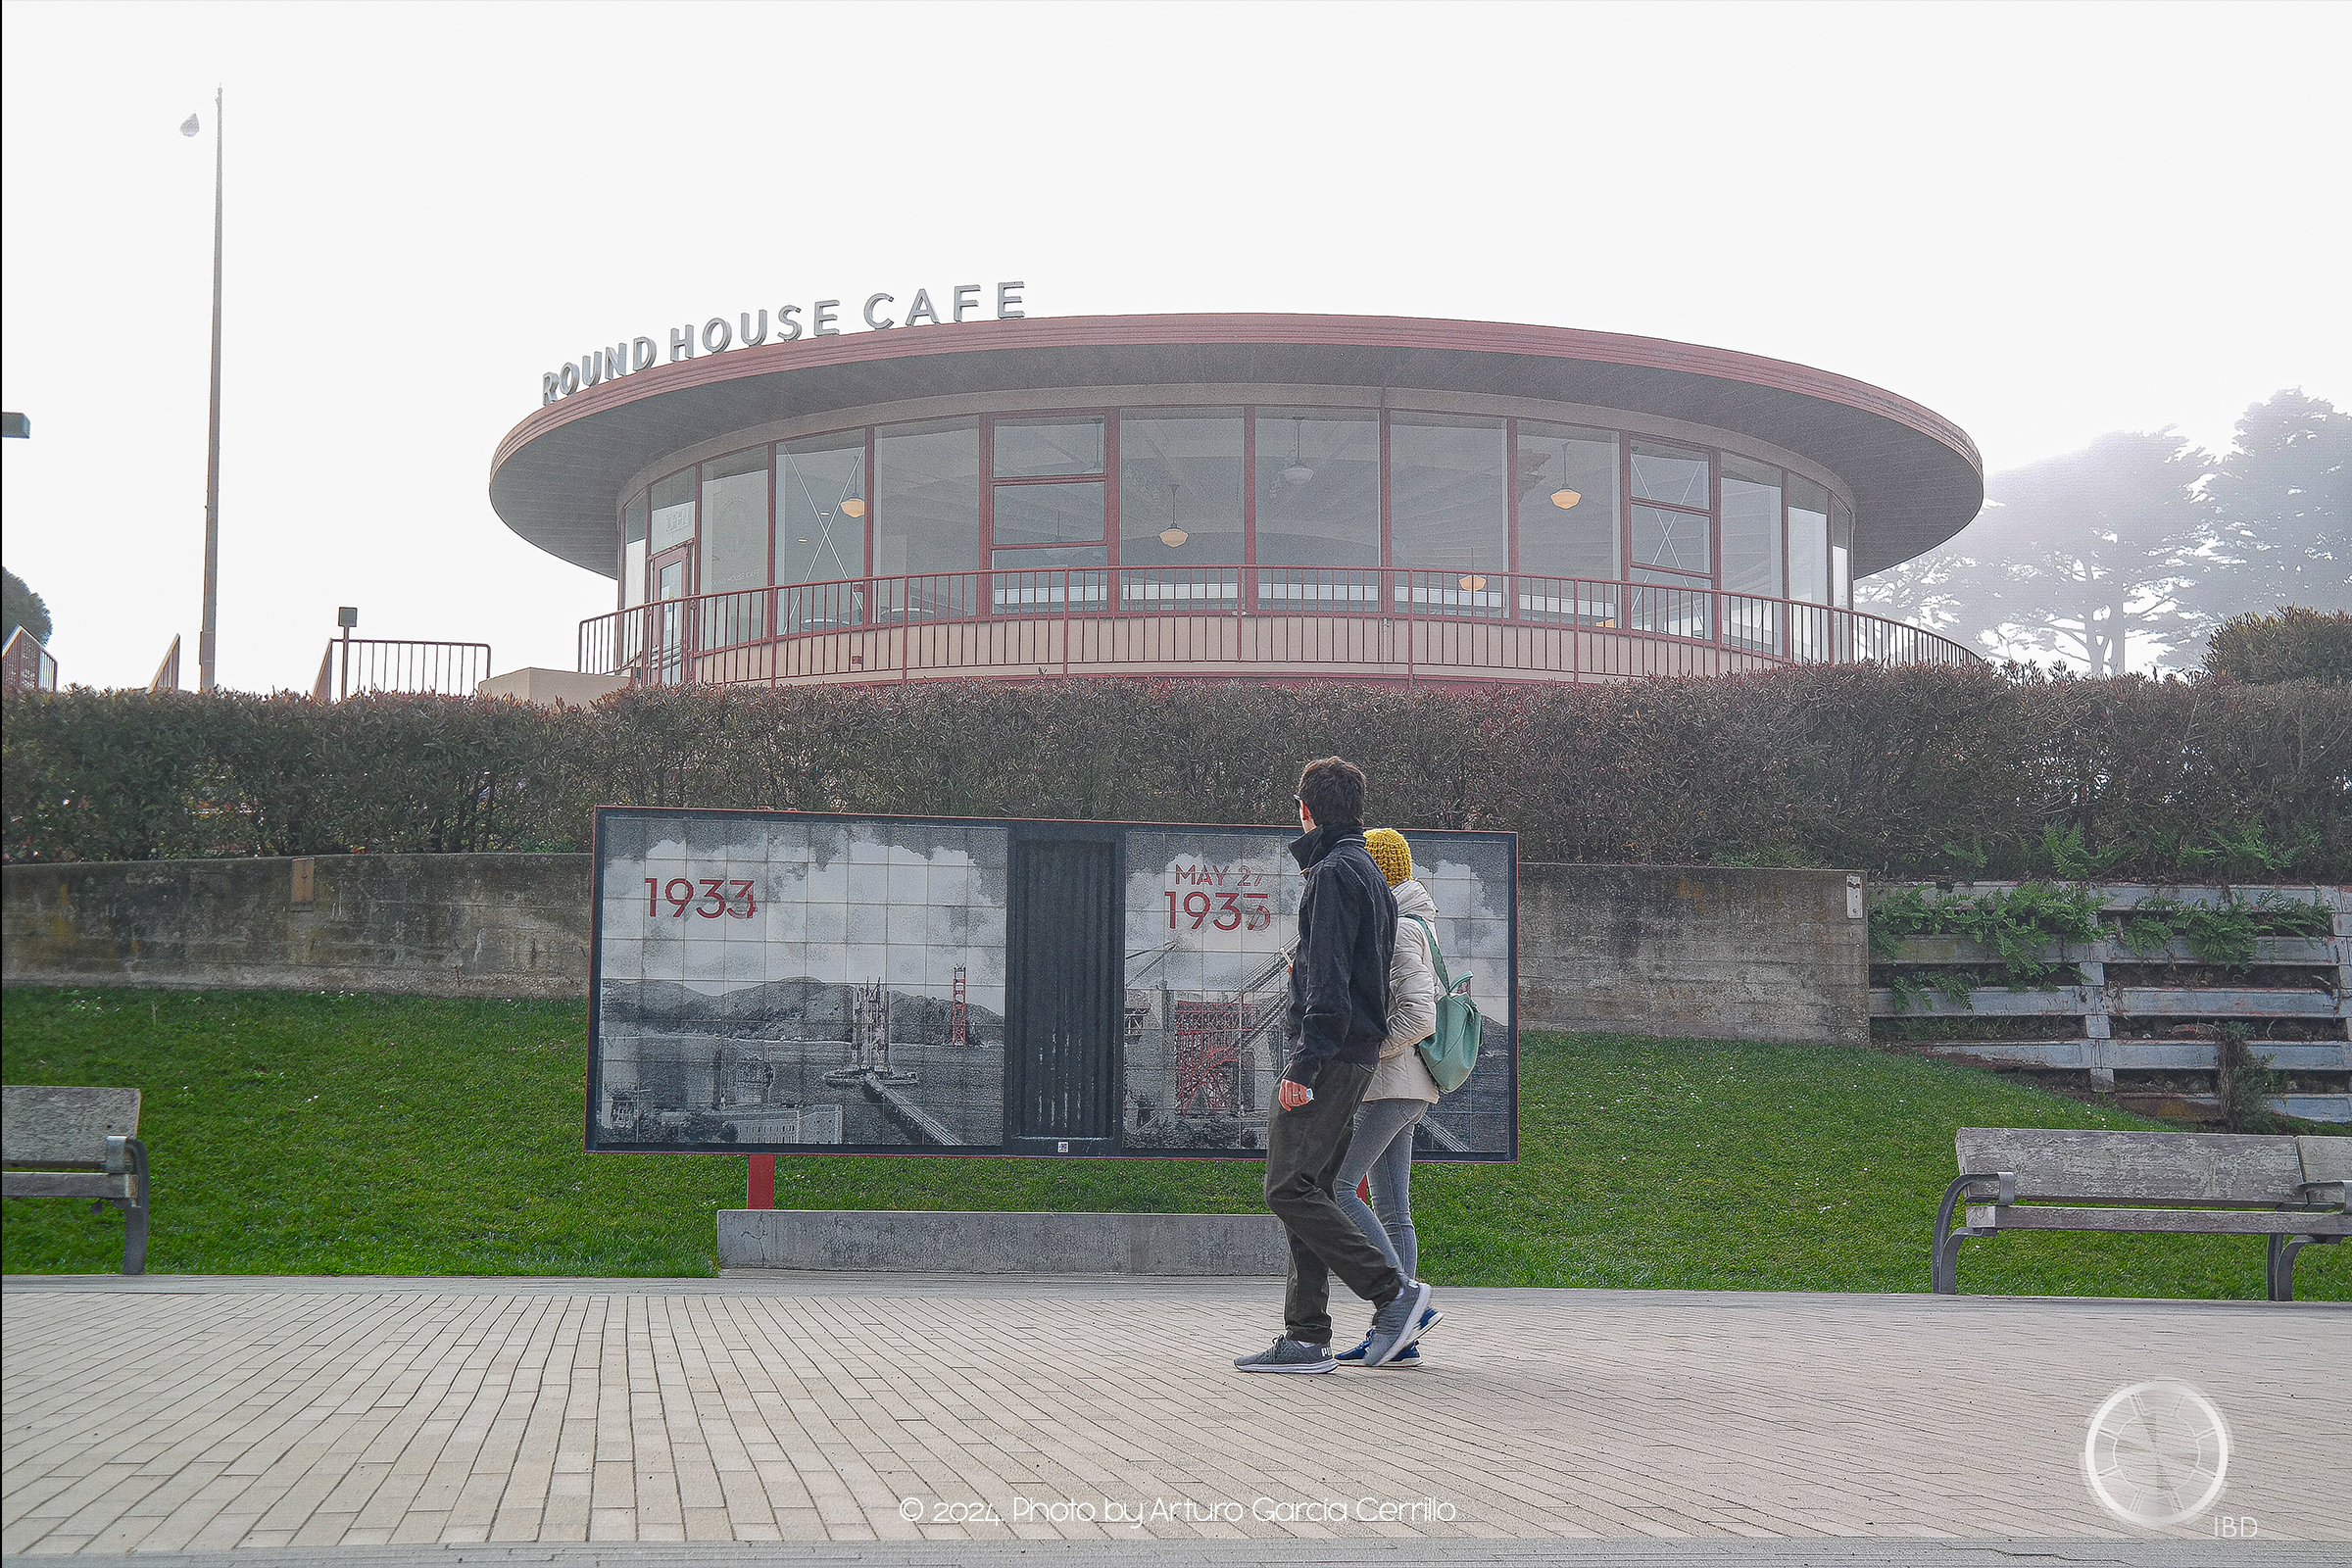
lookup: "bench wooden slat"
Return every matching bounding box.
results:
[1,1086,141,1166]
[0,1170,134,1200]
[2301,1135,2352,1196]
[1954,1127,2307,1205]
[1967,1203,2352,1237]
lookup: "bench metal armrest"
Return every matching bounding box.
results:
[2296,1180,2348,1213]
[1940,1169,2015,1215]
[1933,1170,2014,1295]
[104,1136,148,1195]
[104,1136,151,1275]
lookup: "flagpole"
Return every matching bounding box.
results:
[198,85,223,692]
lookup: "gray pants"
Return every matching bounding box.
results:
[1336,1096,1426,1282]
[1262,1056,1405,1346]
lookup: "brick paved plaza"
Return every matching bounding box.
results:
[3,1274,2343,1562]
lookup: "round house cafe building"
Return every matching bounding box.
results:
[491,301,1983,688]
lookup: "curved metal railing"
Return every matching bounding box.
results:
[578,565,1979,687]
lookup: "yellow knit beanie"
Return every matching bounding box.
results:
[1363,828,1413,887]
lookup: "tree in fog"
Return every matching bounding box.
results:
[2195,390,2349,622]
[3,567,51,646]
[1857,430,2210,675]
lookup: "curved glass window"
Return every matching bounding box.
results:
[995,417,1102,477]
[1120,411,1243,565]
[621,495,649,610]
[700,447,770,647]
[1391,414,1507,577]
[700,447,769,594]
[993,482,1104,550]
[610,403,1865,645]
[650,469,696,554]
[1629,440,1711,591]
[778,432,866,585]
[1632,506,1710,576]
[875,418,980,579]
[1254,411,1379,570]
[1720,455,1784,599]
[1788,475,1830,605]
[993,544,1107,569]
[1517,423,1619,581]
[1631,441,1710,508]
[1831,499,1854,610]
[1720,455,1784,653]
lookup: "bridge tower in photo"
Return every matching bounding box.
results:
[850,980,892,1073]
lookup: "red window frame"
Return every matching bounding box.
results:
[1622,438,1713,588]
[981,411,1113,567]
[603,404,1867,639]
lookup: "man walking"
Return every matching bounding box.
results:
[1236,757,1437,1373]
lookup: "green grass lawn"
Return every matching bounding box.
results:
[1,986,2341,1299]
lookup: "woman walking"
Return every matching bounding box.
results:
[1335,828,1445,1365]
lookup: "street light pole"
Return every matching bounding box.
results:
[198,86,223,692]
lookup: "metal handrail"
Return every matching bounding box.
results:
[578,565,1978,687]
[314,638,494,700]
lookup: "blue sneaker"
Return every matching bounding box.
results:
[1336,1306,1440,1365]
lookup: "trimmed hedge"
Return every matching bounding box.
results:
[2205,607,2352,685]
[5,665,2347,879]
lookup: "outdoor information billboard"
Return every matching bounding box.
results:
[587,808,1517,1159]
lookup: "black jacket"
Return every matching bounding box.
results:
[1282,823,1398,1086]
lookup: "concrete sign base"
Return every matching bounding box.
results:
[716,1208,1287,1275]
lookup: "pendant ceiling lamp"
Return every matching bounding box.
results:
[1160,482,1187,548]
[1282,419,1313,484]
[1551,442,1581,510]
[840,498,866,519]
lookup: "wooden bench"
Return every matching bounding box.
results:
[2,1086,151,1274]
[1935,1127,2348,1300]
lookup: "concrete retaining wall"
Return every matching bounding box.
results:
[4,855,1868,1044]
[715,1208,1288,1273]
[1,855,592,999]
[1516,864,1869,1046]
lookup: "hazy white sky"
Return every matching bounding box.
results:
[2,0,2344,692]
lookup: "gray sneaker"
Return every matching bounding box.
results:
[1234,1337,1337,1374]
[1363,1279,1434,1367]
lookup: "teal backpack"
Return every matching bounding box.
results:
[1403,914,1483,1093]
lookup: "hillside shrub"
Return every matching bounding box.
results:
[5,664,2347,878]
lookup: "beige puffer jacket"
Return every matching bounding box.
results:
[1367,878,1442,1103]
